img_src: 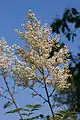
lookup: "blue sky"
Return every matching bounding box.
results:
[0,0,80,120]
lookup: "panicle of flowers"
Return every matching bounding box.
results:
[0,39,15,74]
[13,9,72,91]
[0,40,36,85]
[51,65,71,91]
[11,59,36,86]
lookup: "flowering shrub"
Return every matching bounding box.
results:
[14,9,71,91]
[0,9,73,120]
[0,10,71,91]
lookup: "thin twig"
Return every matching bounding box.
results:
[0,94,12,102]
[3,76,23,120]
[28,85,48,102]
[49,89,55,97]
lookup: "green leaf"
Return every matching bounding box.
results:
[39,114,44,118]
[4,101,12,109]
[31,108,39,111]
[31,93,38,97]
[75,18,80,28]
[64,111,77,116]
[33,104,41,109]
[46,115,51,120]
[25,104,34,109]
[27,115,40,120]
[56,110,77,119]
[72,8,78,15]
[56,113,63,117]
[5,108,22,114]
[63,8,69,20]
[25,104,41,109]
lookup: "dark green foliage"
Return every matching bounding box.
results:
[75,17,80,28]
[19,114,51,120]
[51,7,80,119]
[4,103,50,120]
[51,8,80,41]
[72,8,79,15]
[55,110,77,120]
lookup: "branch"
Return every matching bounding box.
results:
[36,66,56,119]
[0,94,12,102]
[3,76,23,120]
[44,82,55,120]
[49,88,55,98]
[28,85,48,102]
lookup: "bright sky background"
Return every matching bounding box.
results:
[0,0,80,120]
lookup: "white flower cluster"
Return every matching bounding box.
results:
[0,40,36,86]
[51,66,71,91]
[0,40,14,73]
[14,10,72,91]
[11,60,36,86]
[0,10,72,91]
